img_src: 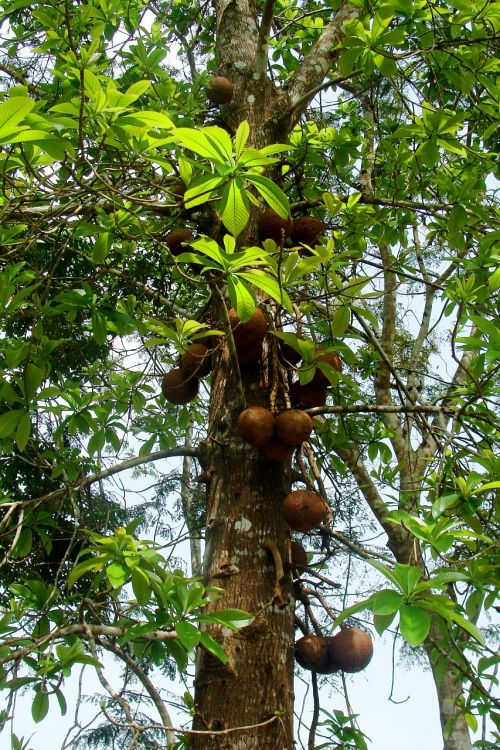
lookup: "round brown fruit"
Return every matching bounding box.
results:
[275,409,313,446]
[289,381,327,409]
[207,76,234,105]
[281,490,327,532]
[165,228,193,256]
[290,540,308,579]
[291,215,325,247]
[327,627,373,673]
[229,307,268,348]
[180,343,212,378]
[258,209,293,244]
[295,635,336,673]
[171,182,186,199]
[259,437,294,463]
[161,368,199,405]
[237,406,276,447]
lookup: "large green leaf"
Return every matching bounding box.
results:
[176,621,201,652]
[238,270,293,313]
[184,175,224,209]
[67,555,108,589]
[201,608,254,629]
[332,594,376,628]
[227,276,256,322]
[131,568,152,605]
[176,126,231,163]
[15,411,31,452]
[244,173,290,218]
[234,120,250,160]
[31,689,49,723]
[199,632,228,664]
[372,589,403,616]
[0,408,24,439]
[204,126,233,162]
[0,97,35,135]
[219,179,250,236]
[399,604,431,647]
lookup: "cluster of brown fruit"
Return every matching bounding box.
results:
[230,306,341,406]
[295,628,373,674]
[237,405,314,462]
[258,208,325,250]
[161,339,214,405]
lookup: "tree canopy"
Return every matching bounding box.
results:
[0,1,499,749]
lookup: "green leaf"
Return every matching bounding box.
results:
[117,111,174,131]
[92,311,107,345]
[183,175,225,209]
[372,589,403,616]
[32,689,49,723]
[12,527,33,558]
[203,126,233,161]
[399,605,431,647]
[373,611,397,635]
[434,606,485,646]
[330,305,350,336]
[475,481,500,494]
[131,568,152,605]
[24,362,44,401]
[67,555,108,589]
[394,564,422,596]
[0,408,24,438]
[176,621,201,652]
[93,232,111,262]
[15,411,31,452]
[227,276,256,323]
[176,126,231,162]
[367,560,403,591]
[219,179,250,236]
[201,608,254,629]
[244,173,289,218]
[106,562,129,588]
[55,688,67,717]
[124,80,151,101]
[238,270,293,314]
[199,632,228,664]
[0,97,35,134]
[165,638,188,671]
[234,120,250,160]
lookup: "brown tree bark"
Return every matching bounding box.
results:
[192,342,295,749]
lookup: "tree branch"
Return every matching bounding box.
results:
[256,0,276,75]
[98,638,176,747]
[5,447,199,511]
[332,445,415,561]
[0,623,178,667]
[281,2,362,126]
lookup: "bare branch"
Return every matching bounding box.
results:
[4,447,199,512]
[256,0,276,75]
[98,638,176,746]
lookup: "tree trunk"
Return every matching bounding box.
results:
[192,343,295,749]
[424,623,473,750]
